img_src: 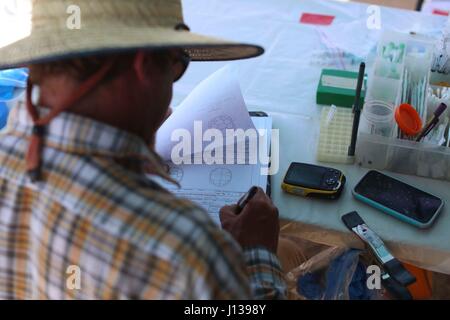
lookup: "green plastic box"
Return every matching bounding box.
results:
[317,69,366,108]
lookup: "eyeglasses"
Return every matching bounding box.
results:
[173,50,191,82]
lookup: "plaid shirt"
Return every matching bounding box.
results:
[0,101,286,300]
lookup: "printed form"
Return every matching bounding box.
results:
[153,67,272,225]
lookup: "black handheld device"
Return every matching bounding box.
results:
[281,162,346,199]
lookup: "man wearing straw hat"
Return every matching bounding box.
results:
[0,0,286,299]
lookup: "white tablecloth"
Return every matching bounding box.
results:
[177,0,450,274]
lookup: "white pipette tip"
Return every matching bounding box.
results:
[326,104,337,126]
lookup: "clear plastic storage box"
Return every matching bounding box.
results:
[356,132,450,181]
[356,31,450,181]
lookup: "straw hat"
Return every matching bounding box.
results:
[0,0,264,70]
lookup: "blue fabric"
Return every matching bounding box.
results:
[323,249,360,299]
[348,261,373,300]
[0,68,28,130]
[297,249,374,300]
[0,103,9,129]
[0,68,28,103]
[0,68,28,88]
[297,272,323,300]
[0,86,14,101]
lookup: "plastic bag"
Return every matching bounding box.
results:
[0,68,28,129]
[286,246,380,300]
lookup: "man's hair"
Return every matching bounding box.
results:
[28,51,171,85]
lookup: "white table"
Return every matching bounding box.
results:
[177,0,450,274]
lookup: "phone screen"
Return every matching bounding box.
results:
[354,171,443,223]
[285,164,325,186]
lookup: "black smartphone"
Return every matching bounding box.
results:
[353,170,444,228]
[281,162,346,199]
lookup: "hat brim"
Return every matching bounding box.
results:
[0,26,264,70]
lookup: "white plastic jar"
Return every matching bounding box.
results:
[359,100,395,137]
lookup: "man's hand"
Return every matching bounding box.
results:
[220,188,279,253]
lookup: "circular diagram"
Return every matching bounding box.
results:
[207,115,235,131]
[209,168,232,187]
[168,166,184,183]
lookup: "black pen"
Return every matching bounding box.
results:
[236,186,258,214]
[348,62,366,156]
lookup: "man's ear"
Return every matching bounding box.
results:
[133,50,150,83]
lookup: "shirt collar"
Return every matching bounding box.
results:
[7,101,171,178]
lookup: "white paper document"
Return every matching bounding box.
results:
[161,117,271,225]
[156,66,256,161]
[152,67,272,225]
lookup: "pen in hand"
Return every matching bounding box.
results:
[236,186,259,214]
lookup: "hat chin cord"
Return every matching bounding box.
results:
[25,60,115,182]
